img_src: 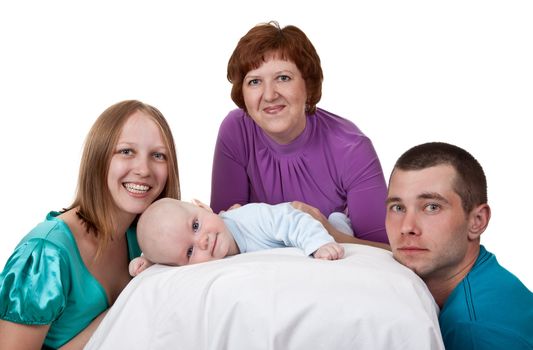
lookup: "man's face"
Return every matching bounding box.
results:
[385,165,471,281]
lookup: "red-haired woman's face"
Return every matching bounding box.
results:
[242,54,307,145]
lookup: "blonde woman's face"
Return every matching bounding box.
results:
[107,111,169,221]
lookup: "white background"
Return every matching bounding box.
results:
[1,1,531,289]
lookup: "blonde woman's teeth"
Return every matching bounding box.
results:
[124,183,149,193]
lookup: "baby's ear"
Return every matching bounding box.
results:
[191,198,213,213]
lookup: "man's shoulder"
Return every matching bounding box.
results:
[439,246,533,348]
[468,246,530,296]
[442,246,531,318]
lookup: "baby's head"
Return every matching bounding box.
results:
[137,198,236,266]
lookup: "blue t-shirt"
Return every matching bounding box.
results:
[439,245,533,349]
[0,212,141,349]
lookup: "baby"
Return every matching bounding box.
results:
[129,198,344,276]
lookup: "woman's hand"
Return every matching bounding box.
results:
[290,201,328,226]
[219,203,242,214]
[227,203,242,211]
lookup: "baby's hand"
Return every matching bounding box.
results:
[129,256,153,277]
[313,242,345,260]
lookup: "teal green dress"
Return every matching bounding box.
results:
[0,212,141,349]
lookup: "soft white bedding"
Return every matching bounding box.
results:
[86,244,444,349]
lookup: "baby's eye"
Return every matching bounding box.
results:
[192,219,199,232]
[186,247,193,257]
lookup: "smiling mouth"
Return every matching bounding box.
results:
[210,233,219,256]
[123,183,150,194]
[263,105,284,114]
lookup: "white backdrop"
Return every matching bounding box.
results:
[1,1,531,290]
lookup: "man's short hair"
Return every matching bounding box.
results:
[393,142,487,213]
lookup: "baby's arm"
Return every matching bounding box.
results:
[266,202,344,258]
[129,256,154,277]
[313,242,345,260]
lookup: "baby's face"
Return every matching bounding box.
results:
[170,204,234,265]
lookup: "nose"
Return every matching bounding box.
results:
[194,232,210,250]
[263,81,279,102]
[133,156,150,177]
[400,211,421,236]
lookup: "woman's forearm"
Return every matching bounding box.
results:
[323,220,390,251]
[58,309,108,350]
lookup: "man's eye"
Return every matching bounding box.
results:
[389,204,403,212]
[425,203,440,212]
[186,247,193,257]
[192,219,199,232]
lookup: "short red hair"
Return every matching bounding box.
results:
[227,21,323,114]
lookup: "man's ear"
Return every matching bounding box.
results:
[191,198,214,213]
[467,203,491,241]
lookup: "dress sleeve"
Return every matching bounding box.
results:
[343,137,389,243]
[210,111,251,213]
[0,239,69,325]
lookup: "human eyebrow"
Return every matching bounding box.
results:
[152,145,167,153]
[385,197,402,205]
[275,70,294,76]
[115,142,134,149]
[417,192,449,204]
[244,74,260,81]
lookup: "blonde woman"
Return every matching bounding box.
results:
[0,100,180,349]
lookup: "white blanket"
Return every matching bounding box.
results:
[86,244,444,349]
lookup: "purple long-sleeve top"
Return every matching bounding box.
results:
[211,108,388,243]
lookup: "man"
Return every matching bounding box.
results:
[385,142,532,349]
